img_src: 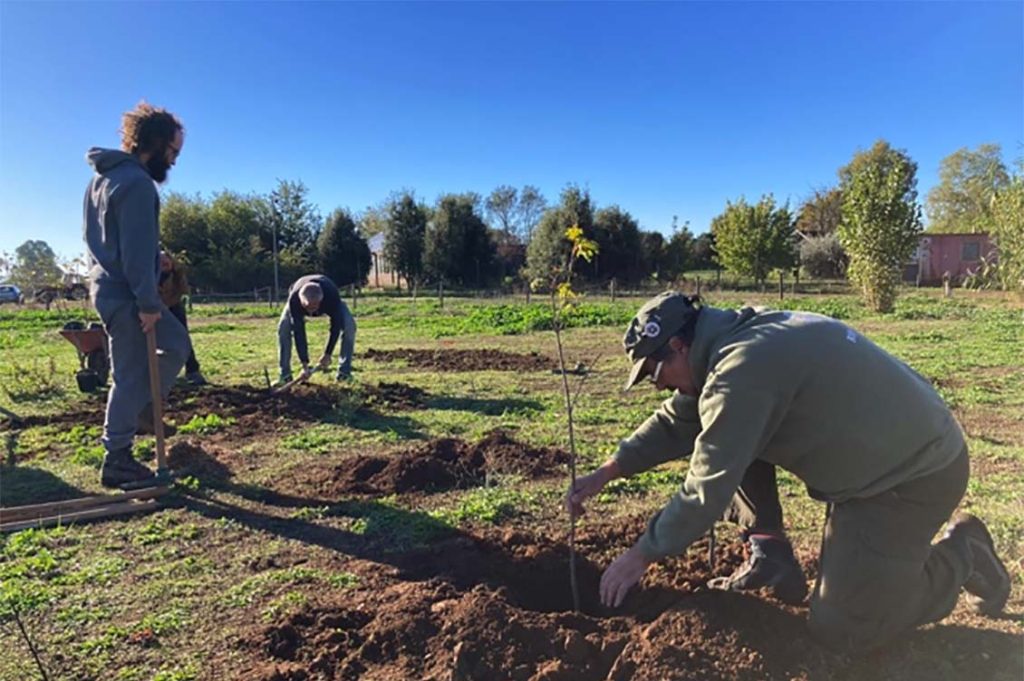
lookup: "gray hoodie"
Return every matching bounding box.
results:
[83,148,162,313]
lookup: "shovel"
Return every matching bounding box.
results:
[271,366,318,395]
[121,328,178,490]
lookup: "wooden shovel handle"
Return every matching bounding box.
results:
[145,328,167,471]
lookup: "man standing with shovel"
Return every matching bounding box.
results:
[83,101,191,488]
[567,292,1011,651]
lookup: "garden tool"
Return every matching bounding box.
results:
[271,365,318,395]
[121,328,178,490]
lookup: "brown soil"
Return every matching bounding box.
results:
[364,348,555,372]
[283,430,569,497]
[359,382,428,410]
[244,520,1020,681]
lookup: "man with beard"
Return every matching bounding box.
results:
[83,101,191,488]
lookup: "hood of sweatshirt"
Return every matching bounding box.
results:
[86,147,146,175]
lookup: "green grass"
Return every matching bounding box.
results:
[177,413,235,435]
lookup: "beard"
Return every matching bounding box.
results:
[145,154,171,183]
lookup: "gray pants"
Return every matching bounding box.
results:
[277,306,356,378]
[808,448,971,651]
[95,297,190,452]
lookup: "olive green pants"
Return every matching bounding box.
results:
[808,447,972,651]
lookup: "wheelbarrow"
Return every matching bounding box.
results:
[59,321,110,392]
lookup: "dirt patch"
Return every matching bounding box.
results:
[166,440,238,482]
[285,430,569,497]
[244,520,1022,681]
[359,382,428,411]
[364,348,555,372]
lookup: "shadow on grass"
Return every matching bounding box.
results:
[336,407,427,440]
[426,395,544,416]
[0,465,86,507]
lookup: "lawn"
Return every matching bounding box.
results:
[0,288,1021,681]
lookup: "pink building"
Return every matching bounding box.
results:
[906,233,996,286]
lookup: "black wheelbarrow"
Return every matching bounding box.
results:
[59,321,110,392]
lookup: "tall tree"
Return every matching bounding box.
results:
[318,208,371,288]
[926,144,1009,234]
[662,218,695,281]
[711,195,795,287]
[838,140,923,312]
[270,179,322,258]
[424,193,495,287]
[989,162,1024,292]
[9,240,63,292]
[383,192,429,291]
[590,205,643,284]
[639,231,667,281]
[358,203,389,239]
[518,185,547,245]
[691,232,718,271]
[525,185,594,286]
[796,187,843,236]
[486,185,519,242]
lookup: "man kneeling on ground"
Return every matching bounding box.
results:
[566,292,1010,652]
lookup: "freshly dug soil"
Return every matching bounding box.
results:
[359,382,428,410]
[364,348,555,372]
[244,520,1021,681]
[285,430,569,497]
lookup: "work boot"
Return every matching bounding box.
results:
[707,534,808,605]
[336,371,352,382]
[100,448,155,488]
[943,513,1011,616]
[137,405,177,436]
[185,371,208,386]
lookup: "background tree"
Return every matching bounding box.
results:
[9,240,63,293]
[838,140,923,312]
[318,208,371,288]
[691,232,718,271]
[383,192,429,292]
[711,195,795,287]
[590,205,642,284]
[799,233,848,279]
[486,185,519,244]
[796,187,843,236]
[518,185,547,245]
[638,231,667,282]
[525,185,594,287]
[926,144,1009,234]
[270,179,322,277]
[424,193,495,287]
[662,218,696,282]
[988,161,1024,293]
[358,202,389,239]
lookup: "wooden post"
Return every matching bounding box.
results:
[696,275,701,297]
[438,279,444,309]
[610,279,616,302]
[779,271,785,300]
[716,269,721,289]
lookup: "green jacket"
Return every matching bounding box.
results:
[613,306,965,561]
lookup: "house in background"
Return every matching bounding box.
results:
[366,233,400,289]
[904,233,996,286]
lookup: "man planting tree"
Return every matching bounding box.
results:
[566,292,1010,651]
[276,274,357,385]
[83,101,191,488]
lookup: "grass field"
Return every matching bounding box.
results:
[0,288,1021,680]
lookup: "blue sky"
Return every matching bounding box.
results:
[1,1,1021,261]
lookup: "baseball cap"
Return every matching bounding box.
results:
[622,292,702,390]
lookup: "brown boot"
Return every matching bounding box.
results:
[138,405,177,436]
[943,513,1011,616]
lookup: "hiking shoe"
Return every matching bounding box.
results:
[707,535,808,605]
[944,513,1011,616]
[336,371,352,382]
[138,406,177,436]
[100,448,156,488]
[185,371,208,386]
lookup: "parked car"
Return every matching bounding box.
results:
[0,284,23,304]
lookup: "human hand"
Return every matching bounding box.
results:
[565,461,620,518]
[139,310,161,334]
[317,353,331,371]
[300,363,314,379]
[599,543,652,608]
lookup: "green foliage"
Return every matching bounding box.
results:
[926,144,1009,234]
[383,192,430,290]
[586,206,644,284]
[1,357,63,402]
[318,208,371,288]
[661,220,695,282]
[799,233,848,279]
[9,239,64,293]
[431,484,535,525]
[838,140,923,312]
[424,193,496,287]
[988,167,1024,293]
[485,185,519,240]
[796,187,843,236]
[711,194,796,286]
[177,413,235,435]
[525,185,595,286]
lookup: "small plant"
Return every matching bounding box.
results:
[1,357,64,403]
[177,413,235,435]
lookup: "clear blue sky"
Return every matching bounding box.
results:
[1,1,1021,261]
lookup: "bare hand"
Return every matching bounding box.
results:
[565,461,620,518]
[300,364,315,379]
[317,353,331,370]
[139,310,161,334]
[600,543,652,608]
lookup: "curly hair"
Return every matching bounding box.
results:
[119,101,184,155]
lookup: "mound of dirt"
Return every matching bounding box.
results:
[359,382,428,410]
[293,430,569,497]
[166,440,236,482]
[244,521,1021,681]
[364,348,555,372]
